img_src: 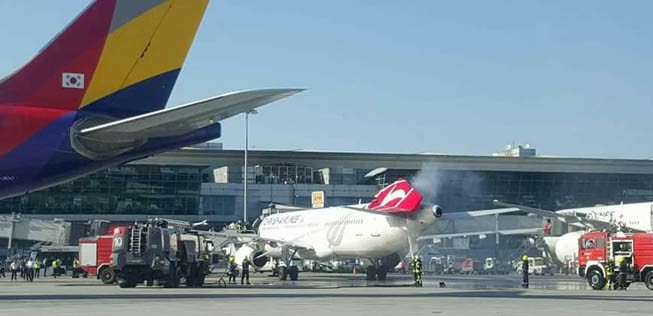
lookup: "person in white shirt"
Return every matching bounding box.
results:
[26,259,35,282]
[42,258,48,277]
[10,261,18,281]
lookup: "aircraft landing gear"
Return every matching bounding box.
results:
[366,259,388,281]
[278,248,300,281]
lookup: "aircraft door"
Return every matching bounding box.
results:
[370,216,381,238]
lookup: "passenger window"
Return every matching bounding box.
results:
[584,239,595,249]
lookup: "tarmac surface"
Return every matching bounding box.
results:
[1,272,651,316]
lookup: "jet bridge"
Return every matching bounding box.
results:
[0,213,71,250]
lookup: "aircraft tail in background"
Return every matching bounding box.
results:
[0,0,210,119]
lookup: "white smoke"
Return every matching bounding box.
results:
[410,163,483,209]
[410,163,445,204]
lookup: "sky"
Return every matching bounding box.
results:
[1,1,653,159]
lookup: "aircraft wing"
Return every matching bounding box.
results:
[200,230,314,250]
[78,89,303,141]
[464,207,521,217]
[492,200,611,230]
[417,228,542,240]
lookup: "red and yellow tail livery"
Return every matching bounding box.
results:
[0,0,303,199]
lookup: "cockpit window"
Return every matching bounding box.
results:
[596,239,605,249]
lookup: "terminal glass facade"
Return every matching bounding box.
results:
[0,165,206,215]
[3,163,653,216]
[254,162,320,184]
[401,170,653,211]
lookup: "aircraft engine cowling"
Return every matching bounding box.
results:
[431,205,443,218]
[234,244,269,269]
[554,231,584,264]
[263,244,283,258]
[543,231,584,265]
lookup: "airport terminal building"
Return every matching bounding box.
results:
[4,144,653,258]
[3,145,653,224]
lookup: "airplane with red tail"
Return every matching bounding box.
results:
[0,0,302,199]
[222,179,444,281]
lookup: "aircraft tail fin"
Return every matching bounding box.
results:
[0,0,209,119]
[367,179,424,214]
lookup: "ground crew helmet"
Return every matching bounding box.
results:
[616,257,624,263]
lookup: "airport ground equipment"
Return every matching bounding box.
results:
[461,258,482,274]
[514,256,552,276]
[482,258,512,275]
[79,235,114,284]
[579,230,653,290]
[111,219,215,288]
[425,257,444,274]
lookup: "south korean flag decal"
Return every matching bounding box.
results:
[62,73,85,89]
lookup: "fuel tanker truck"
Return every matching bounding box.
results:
[111,219,215,288]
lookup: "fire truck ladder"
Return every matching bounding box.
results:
[130,226,144,255]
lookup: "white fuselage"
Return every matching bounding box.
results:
[558,202,653,231]
[258,205,437,260]
[546,202,653,264]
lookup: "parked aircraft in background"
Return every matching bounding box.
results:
[493,200,653,266]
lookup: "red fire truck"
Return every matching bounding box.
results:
[79,235,116,284]
[578,231,653,290]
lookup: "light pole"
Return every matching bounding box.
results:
[6,212,21,251]
[243,109,258,223]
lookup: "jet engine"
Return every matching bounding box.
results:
[543,231,584,265]
[234,244,269,269]
[431,205,443,218]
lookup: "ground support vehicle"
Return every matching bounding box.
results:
[111,220,214,288]
[461,258,482,275]
[515,257,553,276]
[79,235,115,284]
[579,231,653,290]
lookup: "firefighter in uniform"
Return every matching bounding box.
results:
[51,259,60,278]
[617,257,628,290]
[412,258,423,287]
[521,254,529,288]
[605,258,615,290]
[72,258,81,278]
[34,259,41,278]
[241,257,251,285]
[228,256,237,284]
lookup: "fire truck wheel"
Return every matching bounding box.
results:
[587,269,605,290]
[165,266,182,288]
[289,266,299,281]
[376,267,387,281]
[278,266,289,281]
[100,268,116,284]
[645,271,653,290]
[366,266,377,281]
